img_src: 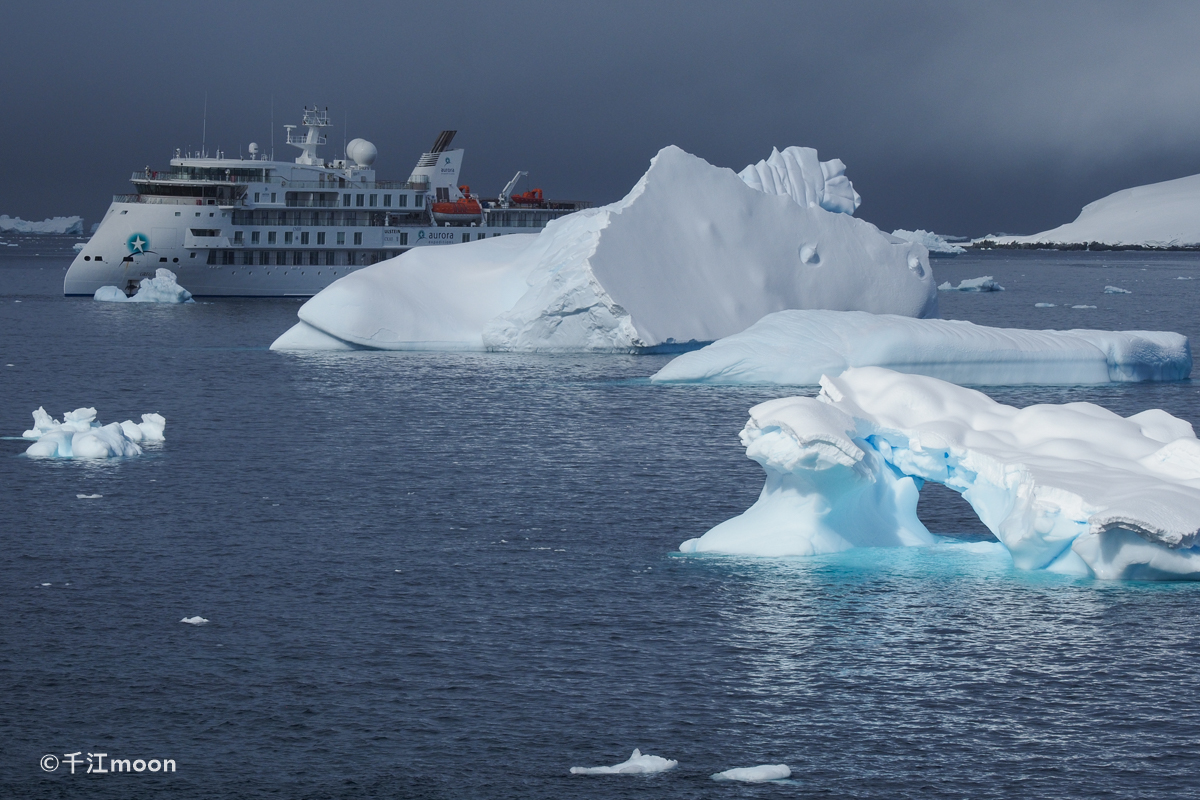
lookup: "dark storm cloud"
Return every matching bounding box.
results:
[3,0,1200,236]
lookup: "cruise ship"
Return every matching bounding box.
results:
[64,107,588,296]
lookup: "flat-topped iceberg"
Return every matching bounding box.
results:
[978,173,1200,248]
[95,268,194,304]
[0,214,84,235]
[272,145,937,352]
[680,367,1200,580]
[892,228,965,257]
[650,310,1190,386]
[939,276,1004,292]
[23,406,165,458]
[570,749,678,775]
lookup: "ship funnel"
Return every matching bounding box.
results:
[429,130,456,154]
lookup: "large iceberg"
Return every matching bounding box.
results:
[94,269,194,304]
[272,145,937,352]
[651,310,1191,386]
[680,367,1200,580]
[0,215,84,235]
[978,173,1200,248]
[23,407,165,458]
[891,228,966,257]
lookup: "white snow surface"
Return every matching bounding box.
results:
[95,269,194,304]
[983,173,1200,247]
[892,229,966,255]
[23,407,166,458]
[650,310,1191,386]
[570,749,678,775]
[272,145,937,352]
[0,215,83,235]
[680,367,1200,580]
[939,276,1004,292]
[738,146,861,215]
[712,765,792,782]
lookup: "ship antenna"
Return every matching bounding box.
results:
[270,95,275,161]
[343,109,348,161]
[202,91,208,158]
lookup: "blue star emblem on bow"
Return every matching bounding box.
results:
[127,233,149,254]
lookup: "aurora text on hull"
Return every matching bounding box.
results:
[64,107,588,297]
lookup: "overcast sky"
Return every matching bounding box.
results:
[4,1,1200,236]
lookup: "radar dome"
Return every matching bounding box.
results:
[248,142,259,155]
[346,138,377,167]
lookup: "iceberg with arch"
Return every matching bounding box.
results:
[650,310,1191,386]
[680,367,1200,580]
[271,144,937,352]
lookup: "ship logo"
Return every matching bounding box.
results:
[127,233,149,254]
[444,156,451,165]
[417,230,426,240]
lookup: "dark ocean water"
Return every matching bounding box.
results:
[2,241,1200,799]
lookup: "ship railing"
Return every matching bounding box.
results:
[114,194,244,207]
[285,199,342,208]
[132,172,429,191]
[132,171,266,185]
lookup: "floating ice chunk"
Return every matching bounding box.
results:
[180,616,209,625]
[680,367,1200,580]
[650,310,1191,386]
[95,269,194,304]
[570,749,678,775]
[891,229,966,256]
[1072,304,1097,309]
[272,145,936,352]
[712,765,792,782]
[76,494,103,499]
[939,276,1004,292]
[1035,303,1057,308]
[22,407,165,458]
[1105,286,1132,294]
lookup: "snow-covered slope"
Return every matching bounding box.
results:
[681,368,1200,580]
[981,173,1200,248]
[272,145,938,352]
[651,310,1190,386]
[0,215,84,235]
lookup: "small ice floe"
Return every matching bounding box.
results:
[76,494,103,500]
[938,276,1004,292]
[95,268,194,304]
[1072,304,1097,309]
[40,583,51,587]
[73,242,86,253]
[23,407,165,459]
[1105,286,1132,294]
[711,764,792,782]
[1035,302,1056,307]
[180,616,209,625]
[1178,276,1194,280]
[570,749,678,775]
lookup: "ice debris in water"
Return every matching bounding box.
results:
[680,367,1200,580]
[891,228,966,256]
[651,309,1191,386]
[180,616,209,625]
[1105,285,1132,294]
[23,407,165,458]
[570,749,678,775]
[1035,302,1057,308]
[76,494,103,500]
[938,276,1004,292]
[271,144,937,352]
[712,765,792,782]
[95,269,194,304]
[1072,304,1097,309]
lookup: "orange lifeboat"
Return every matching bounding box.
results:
[430,197,483,224]
[510,188,545,207]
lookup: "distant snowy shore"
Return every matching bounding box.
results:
[0,215,84,236]
[973,173,1200,250]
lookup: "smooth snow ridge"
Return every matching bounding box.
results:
[23,407,165,458]
[570,749,678,775]
[0,214,84,235]
[712,765,792,782]
[680,367,1200,580]
[651,310,1190,386]
[95,269,194,304]
[272,145,936,352]
[892,229,965,256]
[981,173,1200,247]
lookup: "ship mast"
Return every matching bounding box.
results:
[284,106,330,166]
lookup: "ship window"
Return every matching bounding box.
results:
[210,212,214,217]
[175,212,181,217]
[317,232,326,245]
[293,251,303,265]
[353,232,363,245]
[300,232,310,245]
[477,233,485,241]
[196,212,201,217]
[84,256,90,261]
[276,251,286,266]
[222,251,235,265]
[268,231,277,244]
[369,194,377,207]
[400,232,408,246]
[258,251,269,265]
[356,194,364,207]
[255,192,260,203]
[190,252,196,258]
[383,194,392,207]
[342,194,351,207]
[336,231,345,245]
[234,231,244,244]
[270,193,277,203]
[309,251,319,265]
[325,251,335,265]
[160,257,167,262]
[398,194,408,208]
[207,251,216,265]
[414,194,423,208]
[251,231,260,244]
[436,187,449,202]
[173,257,178,262]
[284,232,293,244]
[241,251,253,265]
[121,210,128,215]
[462,233,469,243]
